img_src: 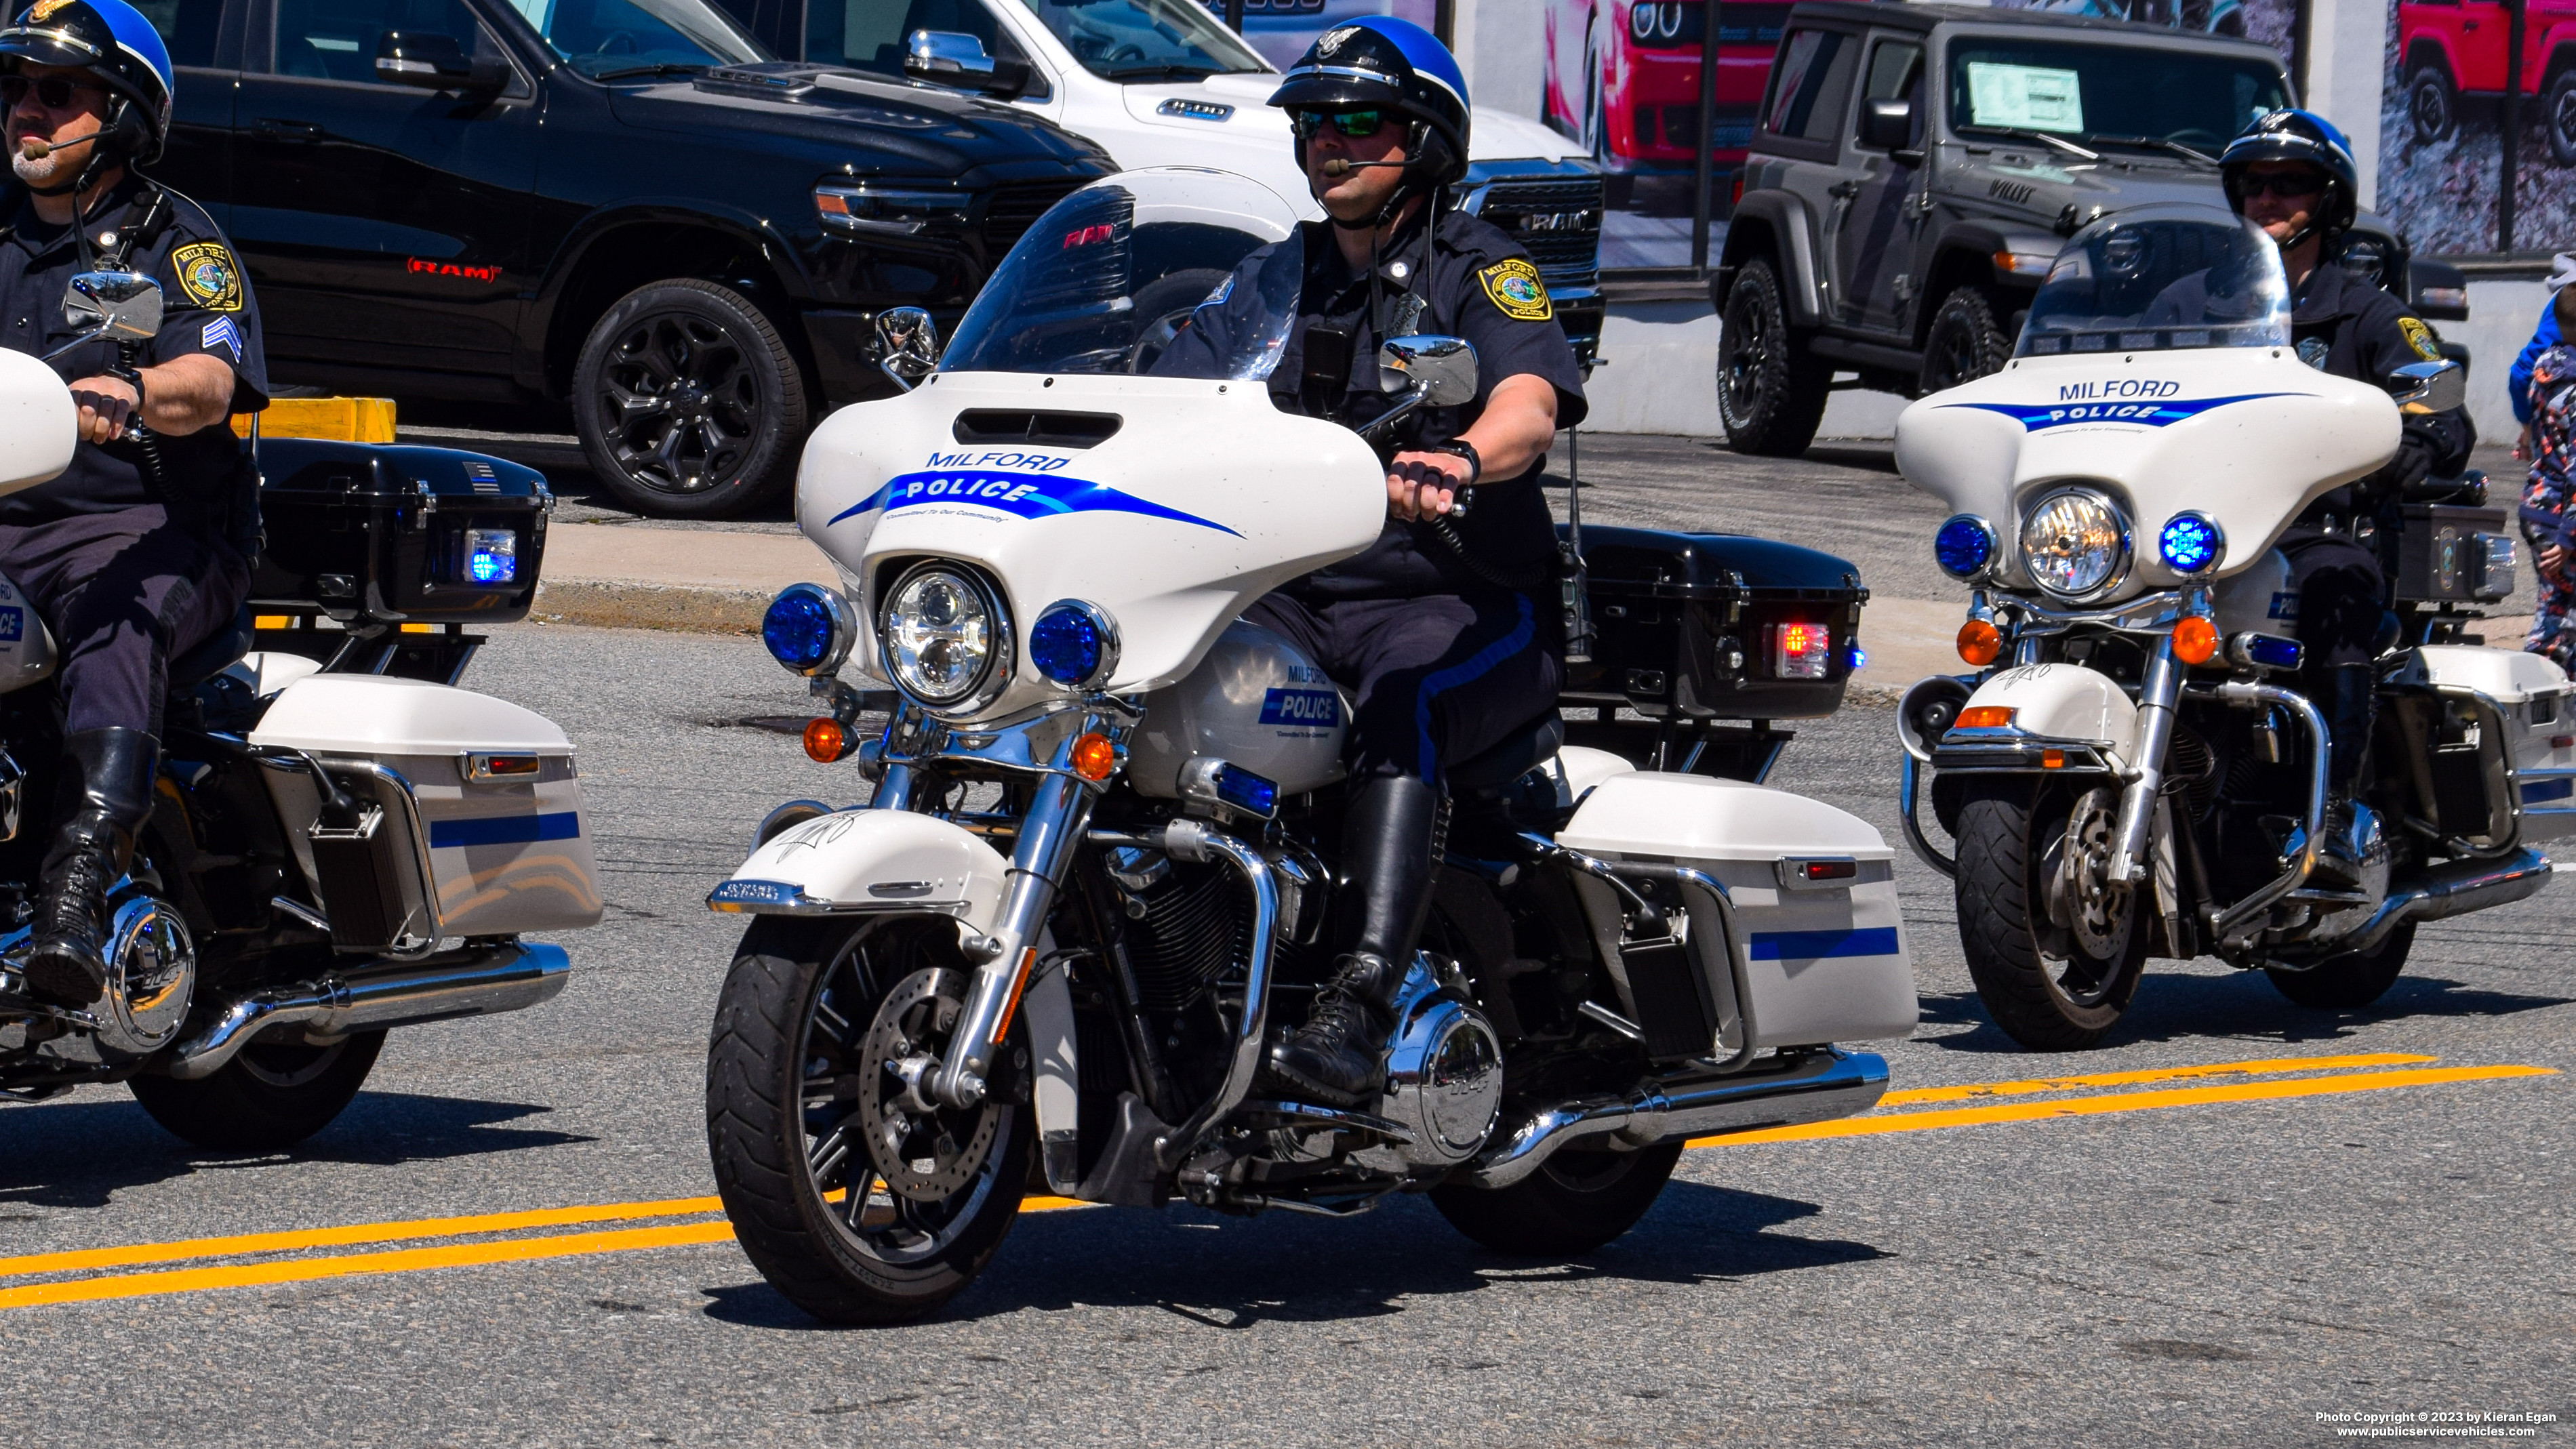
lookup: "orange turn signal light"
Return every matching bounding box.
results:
[2173,615,2220,666]
[2042,748,2066,769]
[1070,732,1117,781]
[803,717,853,763]
[1956,706,2016,729]
[1957,619,2004,666]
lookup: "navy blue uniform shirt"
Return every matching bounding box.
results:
[0,178,269,530]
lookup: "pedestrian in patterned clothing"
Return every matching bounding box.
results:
[2523,281,2576,673]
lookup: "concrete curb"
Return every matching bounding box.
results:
[529,580,771,634]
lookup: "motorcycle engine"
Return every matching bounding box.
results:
[1358,956,1504,1172]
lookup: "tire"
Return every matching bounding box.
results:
[1582,20,1609,163]
[571,279,809,519]
[1954,779,2148,1051]
[1919,286,2013,395]
[1717,258,1830,457]
[1124,268,1229,373]
[2409,62,2457,146]
[127,1030,385,1151]
[2267,921,2415,1010]
[706,916,1032,1326]
[2547,69,2576,166]
[1432,1141,1682,1256]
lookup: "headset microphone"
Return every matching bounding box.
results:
[1317,158,1407,177]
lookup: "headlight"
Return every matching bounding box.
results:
[1028,599,1119,690]
[761,583,854,678]
[879,563,1012,711]
[2018,488,2130,600]
[1933,514,1996,579]
[2157,512,2225,576]
[813,183,971,237]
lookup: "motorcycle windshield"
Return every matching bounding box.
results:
[941,169,1302,379]
[2015,205,2291,358]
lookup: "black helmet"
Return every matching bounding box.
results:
[2219,108,2359,252]
[0,0,174,167]
[1269,16,1470,190]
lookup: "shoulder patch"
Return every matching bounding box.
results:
[1476,257,1552,323]
[2398,314,2442,361]
[172,241,243,312]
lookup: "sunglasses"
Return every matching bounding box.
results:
[1289,107,1386,140]
[1,74,105,111]
[2230,171,2327,199]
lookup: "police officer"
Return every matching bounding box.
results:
[1153,17,1585,1105]
[2222,109,2473,889]
[0,0,268,1006]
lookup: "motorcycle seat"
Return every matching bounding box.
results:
[1447,708,1565,793]
[167,605,255,691]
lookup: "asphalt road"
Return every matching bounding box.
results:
[1,447,2569,1447]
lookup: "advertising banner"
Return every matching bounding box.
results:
[2377,0,2576,256]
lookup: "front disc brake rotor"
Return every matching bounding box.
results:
[855,966,1001,1203]
[2047,786,2129,960]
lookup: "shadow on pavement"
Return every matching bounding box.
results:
[1913,966,2575,1055]
[699,1181,1886,1332]
[0,1093,588,1209]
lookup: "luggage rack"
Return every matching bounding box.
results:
[1558,705,1793,784]
[247,610,485,687]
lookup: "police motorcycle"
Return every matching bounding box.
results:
[0,270,601,1146]
[700,169,1918,1324]
[1895,205,2568,1050]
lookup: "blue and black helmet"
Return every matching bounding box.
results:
[1269,16,1470,187]
[2221,108,2359,247]
[0,0,175,165]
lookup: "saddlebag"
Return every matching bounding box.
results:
[246,674,603,950]
[1560,526,1866,722]
[1556,771,1917,1051]
[2387,646,2576,848]
[2391,502,2516,605]
[250,438,550,625]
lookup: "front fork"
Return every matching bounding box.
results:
[2106,635,2181,886]
[929,770,1091,1109]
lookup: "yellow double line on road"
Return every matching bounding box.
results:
[0,1051,2551,1311]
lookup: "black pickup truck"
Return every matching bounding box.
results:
[139,0,1110,515]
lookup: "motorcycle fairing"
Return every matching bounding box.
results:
[796,371,1386,717]
[1895,347,2398,598]
[0,349,77,500]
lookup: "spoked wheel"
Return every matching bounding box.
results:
[1430,1142,1682,1256]
[129,1030,386,1151]
[2267,920,2416,1010]
[572,279,807,518]
[1955,779,2148,1050]
[706,916,1032,1325]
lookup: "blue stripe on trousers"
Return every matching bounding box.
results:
[1412,594,1537,785]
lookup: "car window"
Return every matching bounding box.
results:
[1762,27,1856,141]
[1010,0,1263,83]
[502,0,764,77]
[1857,37,1922,148]
[807,0,1043,98]
[132,0,224,68]
[273,0,508,81]
[1946,39,2289,152]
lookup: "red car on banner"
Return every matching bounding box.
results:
[2398,0,2576,161]
[1542,0,1790,171]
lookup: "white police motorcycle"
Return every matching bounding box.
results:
[1895,204,2569,1050]
[702,169,1919,1324]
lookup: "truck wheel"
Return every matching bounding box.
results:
[2266,922,2415,1010]
[573,279,809,520]
[127,1031,386,1151]
[2548,69,2576,165]
[1920,286,2012,395]
[1717,258,1830,457]
[2409,62,2457,145]
[1954,779,2146,1050]
[1430,1142,1682,1256]
[1582,18,1608,162]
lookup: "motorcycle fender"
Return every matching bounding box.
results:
[1948,664,2138,762]
[708,809,1009,924]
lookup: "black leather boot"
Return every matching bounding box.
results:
[22,729,159,1007]
[2306,665,2378,893]
[1264,773,1443,1106]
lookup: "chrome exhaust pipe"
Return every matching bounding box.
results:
[164,941,570,1080]
[1465,1047,1888,1189]
[2294,847,2553,964]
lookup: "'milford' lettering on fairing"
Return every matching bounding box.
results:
[2056,377,2183,401]
[1940,392,2295,432]
[826,468,1241,535]
[922,449,1074,472]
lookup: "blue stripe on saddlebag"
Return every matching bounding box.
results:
[427,811,582,849]
[2520,778,2574,804]
[1748,926,1901,961]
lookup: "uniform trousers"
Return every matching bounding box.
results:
[0,505,249,737]
[2280,529,2388,790]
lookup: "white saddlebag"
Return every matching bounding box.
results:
[248,674,603,947]
[1557,771,1918,1048]
[2394,646,2576,846]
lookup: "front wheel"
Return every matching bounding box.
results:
[706,916,1032,1325]
[128,1031,385,1151]
[571,279,809,519]
[1920,286,2013,394]
[2267,921,2415,1010]
[1717,258,1830,457]
[2546,70,2576,165]
[1954,779,2148,1050]
[1430,1142,1681,1256]
[2409,62,2457,146]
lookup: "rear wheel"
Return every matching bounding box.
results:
[1954,779,2148,1050]
[572,279,808,519]
[1920,286,2013,394]
[128,1031,386,1151]
[2267,921,2415,1009]
[2547,68,2576,165]
[1717,258,1830,457]
[706,916,1032,1325]
[1430,1142,1682,1256]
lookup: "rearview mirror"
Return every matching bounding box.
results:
[1859,97,1914,152]
[375,31,508,94]
[2388,357,2466,415]
[1377,334,1478,407]
[904,30,1031,100]
[874,307,939,391]
[61,270,162,344]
